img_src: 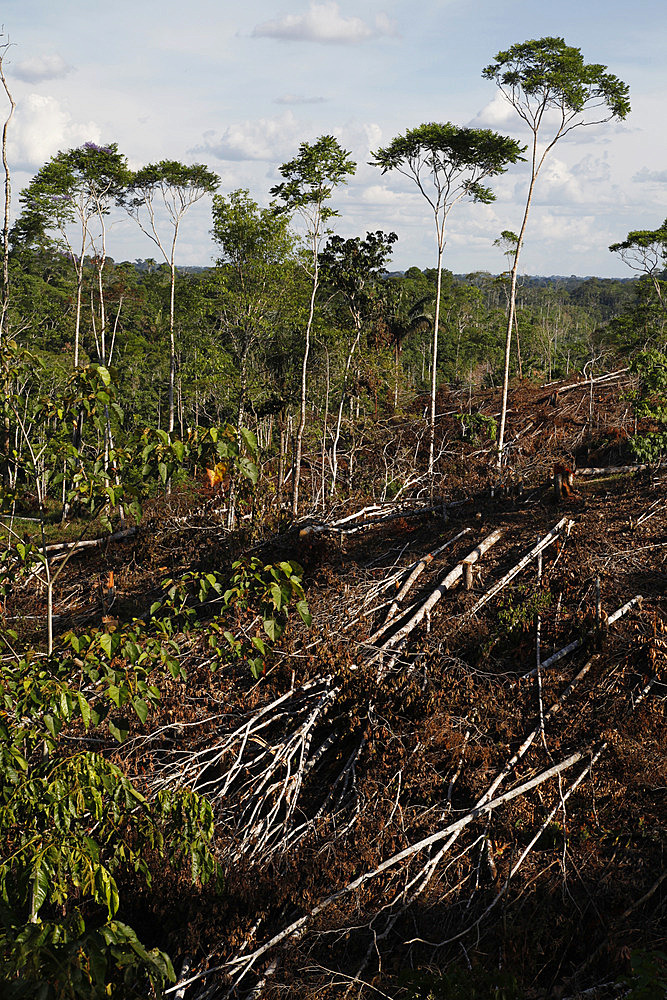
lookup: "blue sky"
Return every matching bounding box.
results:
[3,0,666,276]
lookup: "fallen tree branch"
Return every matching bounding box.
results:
[577,461,665,477]
[42,526,138,554]
[463,517,573,619]
[203,749,587,990]
[366,528,505,658]
[522,595,643,678]
[384,528,472,625]
[299,502,459,538]
[406,742,608,949]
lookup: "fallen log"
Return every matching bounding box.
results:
[463,517,573,618]
[522,594,643,678]
[537,367,630,401]
[367,528,504,657]
[299,503,453,538]
[43,526,138,554]
[431,742,607,948]
[576,463,657,477]
[191,749,587,995]
[384,528,472,624]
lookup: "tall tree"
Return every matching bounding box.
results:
[482,37,630,465]
[319,229,397,494]
[370,123,524,483]
[125,161,219,432]
[15,143,129,368]
[0,35,15,342]
[271,135,356,516]
[609,220,667,316]
[211,188,296,431]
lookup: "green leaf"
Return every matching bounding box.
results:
[98,633,113,658]
[31,861,51,917]
[108,718,130,743]
[107,685,121,708]
[263,617,278,642]
[239,426,258,454]
[269,582,283,610]
[133,698,149,725]
[249,658,265,679]
[77,692,91,729]
[296,599,312,627]
[43,713,58,738]
[239,455,259,485]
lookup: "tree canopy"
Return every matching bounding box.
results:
[482,36,630,134]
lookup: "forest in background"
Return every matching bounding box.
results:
[4,243,656,464]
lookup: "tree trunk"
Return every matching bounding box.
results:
[291,252,318,518]
[428,242,444,488]
[496,140,540,467]
[330,317,362,497]
[0,51,15,342]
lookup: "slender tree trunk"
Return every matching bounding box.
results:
[321,346,329,509]
[237,348,248,431]
[168,230,179,435]
[277,414,286,513]
[0,52,15,342]
[497,137,540,467]
[330,318,362,497]
[0,51,11,473]
[514,308,523,380]
[428,241,444,486]
[394,341,399,410]
[168,264,176,434]
[292,251,318,517]
[73,259,84,370]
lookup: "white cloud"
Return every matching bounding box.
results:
[469,92,518,130]
[530,211,597,251]
[512,157,585,207]
[359,183,407,206]
[13,54,72,83]
[251,2,396,45]
[570,153,611,184]
[9,94,100,170]
[274,94,327,105]
[633,166,667,184]
[192,112,305,162]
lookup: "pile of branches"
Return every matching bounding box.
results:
[111,486,666,1000]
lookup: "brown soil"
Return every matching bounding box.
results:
[9,373,666,999]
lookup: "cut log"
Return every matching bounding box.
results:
[384,527,472,624]
[522,594,643,678]
[44,526,138,554]
[463,517,573,619]
[367,528,504,657]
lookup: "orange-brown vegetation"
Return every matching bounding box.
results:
[8,372,665,998]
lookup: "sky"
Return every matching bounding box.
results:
[2,0,666,277]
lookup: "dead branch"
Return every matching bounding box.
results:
[522,595,643,678]
[366,528,505,658]
[384,528,472,625]
[204,750,587,992]
[43,526,138,554]
[463,517,573,618]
